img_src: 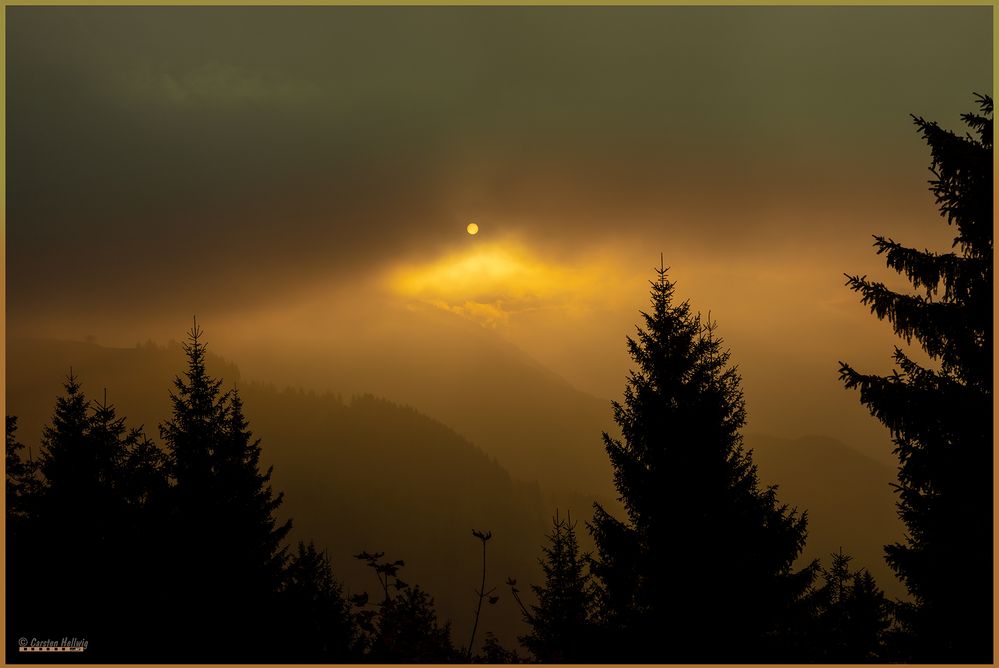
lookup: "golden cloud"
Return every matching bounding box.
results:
[387,240,624,327]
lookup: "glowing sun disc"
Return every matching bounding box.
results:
[466,222,479,235]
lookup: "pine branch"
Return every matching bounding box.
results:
[843,273,977,369]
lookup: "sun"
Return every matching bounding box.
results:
[466,222,479,236]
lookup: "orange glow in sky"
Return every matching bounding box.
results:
[388,240,620,326]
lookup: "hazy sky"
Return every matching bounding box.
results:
[5,6,993,460]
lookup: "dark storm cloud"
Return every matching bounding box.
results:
[6,6,992,323]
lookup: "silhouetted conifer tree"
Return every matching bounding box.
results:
[93,399,168,515]
[808,550,890,662]
[37,372,91,513]
[839,94,993,662]
[87,391,166,534]
[216,387,291,595]
[159,320,291,661]
[590,265,815,662]
[5,415,38,524]
[519,511,595,662]
[282,541,355,662]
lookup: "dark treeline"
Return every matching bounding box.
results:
[6,323,463,663]
[5,96,992,663]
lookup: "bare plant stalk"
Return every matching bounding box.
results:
[468,529,493,660]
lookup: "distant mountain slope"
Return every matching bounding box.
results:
[4,338,547,647]
[221,304,619,502]
[748,433,905,598]
[243,388,548,649]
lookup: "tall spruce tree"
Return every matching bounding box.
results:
[159,320,291,660]
[590,265,814,662]
[839,94,993,662]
